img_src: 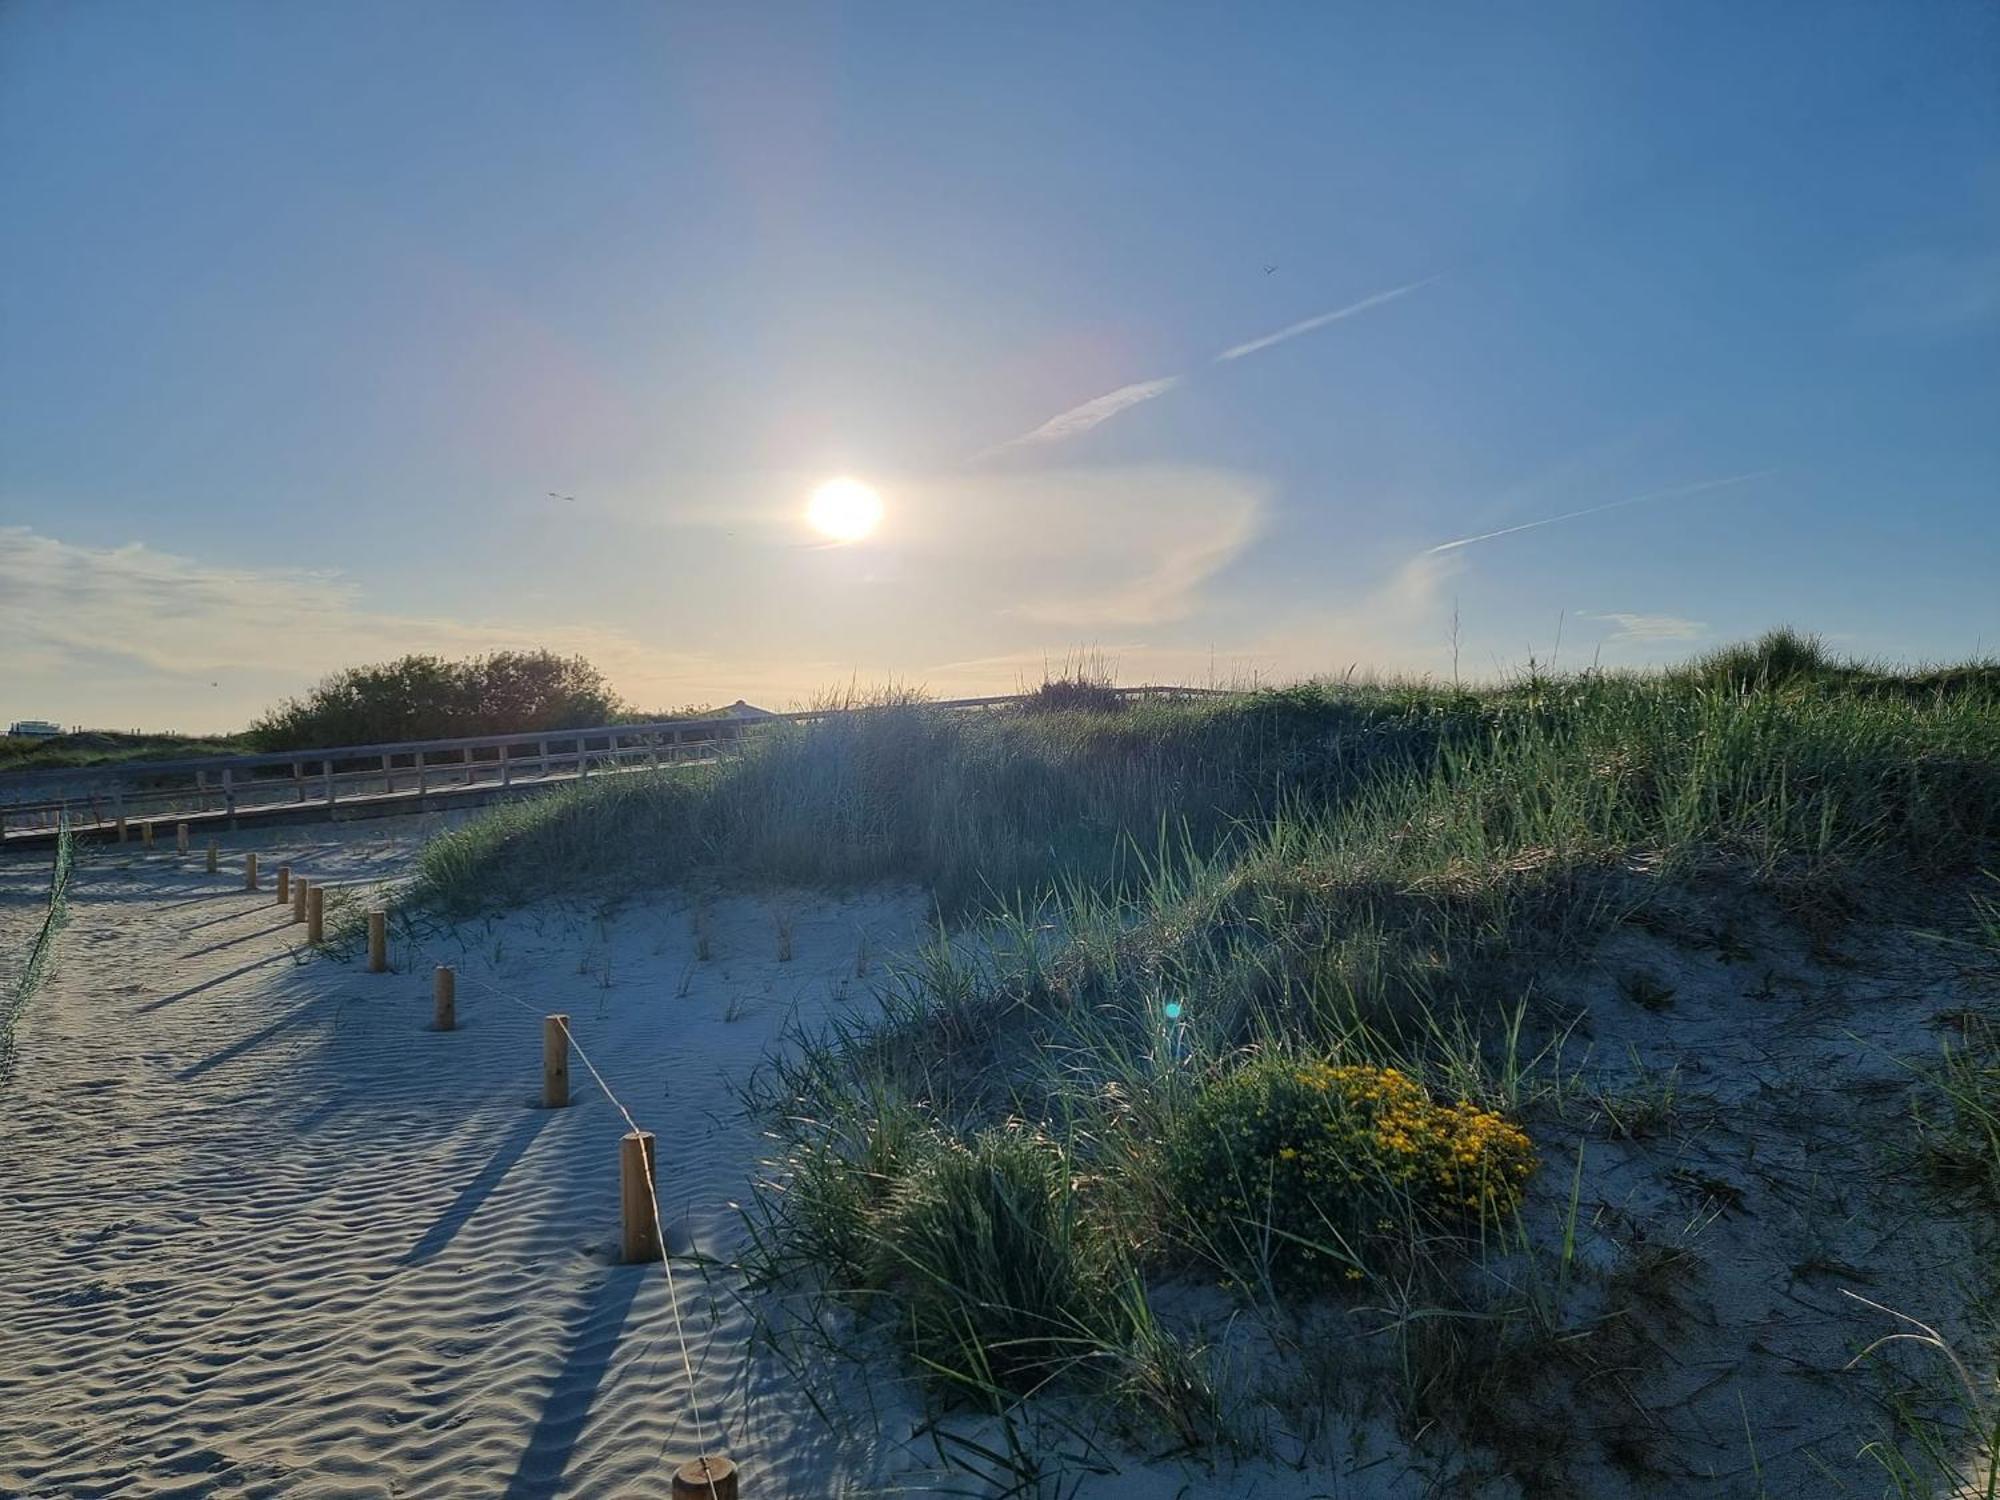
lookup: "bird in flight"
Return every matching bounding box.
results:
[547,491,578,503]
[1262,263,1279,275]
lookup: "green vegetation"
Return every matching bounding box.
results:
[0,730,247,774]
[1165,1058,1536,1291]
[2,819,74,1086]
[248,649,622,750]
[413,643,2000,1478]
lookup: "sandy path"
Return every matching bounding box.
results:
[0,822,932,1498]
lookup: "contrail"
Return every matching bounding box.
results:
[1424,471,1774,555]
[1215,275,1443,362]
[984,274,1438,456]
[979,375,1183,457]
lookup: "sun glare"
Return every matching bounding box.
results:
[806,477,885,543]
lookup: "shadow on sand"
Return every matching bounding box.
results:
[500,1266,645,1499]
[401,1108,557,1267]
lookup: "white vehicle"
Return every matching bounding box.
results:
[6,720,62,739]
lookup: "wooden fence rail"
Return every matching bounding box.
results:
[0,687,1228,843]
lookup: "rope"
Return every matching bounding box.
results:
[146,840,726,1465]
[421,951,716,1463]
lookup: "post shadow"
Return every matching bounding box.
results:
[139,951,291,1013]
[401,1109,557,1266]
[176,1004,315,1080]
[499,1267,646,1500]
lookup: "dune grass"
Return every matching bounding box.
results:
[0,731,247,774]
[412,642,2000,1477]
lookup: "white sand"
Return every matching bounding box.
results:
[3,823,1991,1497]
[0,822,1402,1498]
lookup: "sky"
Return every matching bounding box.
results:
[2,1,1996,732]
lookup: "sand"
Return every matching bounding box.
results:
[0,822,1396,1498]
[2,822,1992,1497]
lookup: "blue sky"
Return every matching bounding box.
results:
[3,1,1995,730]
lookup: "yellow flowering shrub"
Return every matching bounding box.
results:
[1166,1057,1537,1289]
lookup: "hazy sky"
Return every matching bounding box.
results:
[3,1,1996,731]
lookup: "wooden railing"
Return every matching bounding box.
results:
[0,687,1228,841]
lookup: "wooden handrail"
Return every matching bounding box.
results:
[0,687,1229,793]
[0,685,1235,834]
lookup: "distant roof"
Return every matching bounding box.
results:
[719,699,776,719]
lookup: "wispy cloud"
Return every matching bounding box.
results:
[980,375,1183,456]
[0,527,743,729]
[1587,611,1707,642]
[882,467,1270,627]
[986,275,1439,454]
[1424,471,1772,556]
[1213,276,1443,362]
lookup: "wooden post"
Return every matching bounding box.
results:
[276,865,291,904]
[324,761,336,812]
[116,815,128,844]
[367,910,387,973]
[244,852,259,891]
[539,739,550,777]
[306,886,324,945]
[542,1014,570,1108]
[222,766,237,824]
[176,821,189,855]
[621,1130,661,1262]
[206,839,219,874]
[671,1457,738,1500]
[142,821,154,848]
[433,966,456,1030]
[292,874,309,923]
[416,750,427,796]
[292,759,305,803]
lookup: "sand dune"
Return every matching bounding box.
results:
[3,823,1392,1498]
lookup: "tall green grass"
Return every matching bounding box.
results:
[411,684,1488,915]
[416,646,2000,1471]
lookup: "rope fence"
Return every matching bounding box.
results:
[133,830,742,1499]
[2,814,74,1086]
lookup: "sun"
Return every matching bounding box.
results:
[806,477,885,543]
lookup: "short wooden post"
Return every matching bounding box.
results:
[367,910,388,973]
[206,839,219,874]
[292,874,309,923]
[142,820,154,848]
[116,815,128,843]
[416,750,427,795]
[621,1130,661,1262]
[276,865,291,904]
[542,1014,570,1108]
[176,821,189,854]
[671,1456,738,1500]
[433,966,456,1030]
[324,761,336,811]
[306,886,324,945]
[244,852,259,891]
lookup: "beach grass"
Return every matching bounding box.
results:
[411,640,2000,1478]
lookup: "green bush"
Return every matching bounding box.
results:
[1165,1057,1537,1290]
[249,650,621,750]
[878,1128,1127,1396]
